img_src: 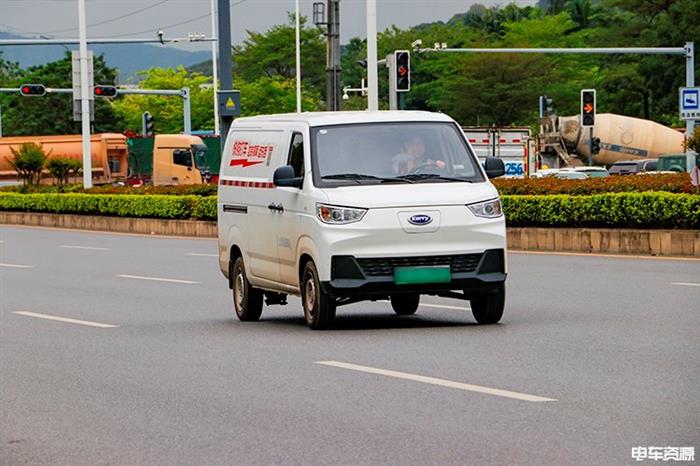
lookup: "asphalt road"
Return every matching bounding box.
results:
[1,226,698,466]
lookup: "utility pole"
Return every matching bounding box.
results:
[210,0,220,135]
[326,0,341,111]
[217,0,234,147]
[77,0,92,188]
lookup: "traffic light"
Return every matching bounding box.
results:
[142,111,155,136]
[395,50,410,92]
[581,89,596,127]
[539,95,554,117]
[94,85,118,97]
[591,137,601,154]
[19,84,46,97]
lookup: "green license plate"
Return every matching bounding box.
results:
[394,266,452,285]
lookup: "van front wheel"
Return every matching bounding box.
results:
[469,284,505,324]
[301,261,336,330]
[232,257,263,321]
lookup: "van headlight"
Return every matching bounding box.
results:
[316,203,367,224]
[467,198,503,218]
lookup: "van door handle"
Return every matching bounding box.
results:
[268,203,283,212]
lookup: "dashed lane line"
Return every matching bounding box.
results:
[0,263,33,269]
[13,311,118,329]
[315,361,557,403]
[671,282,700,287]
[116,274,199,285]
[61,245,110,251]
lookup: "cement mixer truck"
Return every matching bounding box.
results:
[538,113,685,169]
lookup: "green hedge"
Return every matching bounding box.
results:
[1,192,699,228]
[502,192,700,229]
[0,193,215,220]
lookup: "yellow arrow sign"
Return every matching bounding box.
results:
[225,97,236,109]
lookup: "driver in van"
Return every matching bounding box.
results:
[392,135,446,175]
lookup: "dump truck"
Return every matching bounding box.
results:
[0,133,129,184]
[538,113,685,168]
[126,134,219,185]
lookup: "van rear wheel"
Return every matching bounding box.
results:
[232,256,263,321]
[390,293,419,315]
[470,283,505,324]
[301,261,336,330]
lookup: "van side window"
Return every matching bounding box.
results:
[173,149,192,167]
[288,133,304,177]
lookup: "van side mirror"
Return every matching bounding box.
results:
[484,157,505,178]
[273,165,303,188]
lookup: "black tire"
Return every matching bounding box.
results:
[470,283,505,324]
[301,261,336,330]
[390,293,419,315]
[232,256,264,321]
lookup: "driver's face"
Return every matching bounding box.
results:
[405,138,425,157]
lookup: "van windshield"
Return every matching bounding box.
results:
[311,122,485,186]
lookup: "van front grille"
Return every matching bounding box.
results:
[356,253,482,277]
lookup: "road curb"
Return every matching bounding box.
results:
[1,212,699,257]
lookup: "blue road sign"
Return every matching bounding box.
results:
[680,87,700,120]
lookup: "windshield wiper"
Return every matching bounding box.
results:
[322,173,415,183]
[395,173,474,183]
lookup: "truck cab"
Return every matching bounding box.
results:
[152,134,209,185]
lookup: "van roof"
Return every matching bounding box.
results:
[232,111,454,127]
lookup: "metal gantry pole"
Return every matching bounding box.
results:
[182,88,192,135]
[326,0,342,111]
[366,0,378,111]
[210,0,220,135]
[218,0,234,149]
[77,0,92,188]
[686,42,696,172]
[295,0,302,113]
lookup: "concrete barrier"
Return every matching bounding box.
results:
[1,212,699,257]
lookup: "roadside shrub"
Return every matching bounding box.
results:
[0,184,219,196]
[6,143,49,185]
[192,196,217,220]
[501,192,700,229]
[0,193,198,219]
[47,158,82,188]
[493,173,692,195]
[1,192,698,228]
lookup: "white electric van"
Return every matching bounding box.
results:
[217,111,507,330]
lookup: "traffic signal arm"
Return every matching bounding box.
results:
[19,84,46,96]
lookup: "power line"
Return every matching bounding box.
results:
[94,0,247,39]
[2,0,248,40]
[41,0,171,34]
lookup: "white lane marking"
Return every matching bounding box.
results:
[420,302,471,311]
[116,274,199,285]
[0,263,33,269]
[672,282,700,287]
[185,253,218,257]
[315,361,557,403]
[13,311,118,328]
[61,245,110,251]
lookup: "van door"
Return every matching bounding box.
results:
[275,131,307,286]
[239,129,286,284]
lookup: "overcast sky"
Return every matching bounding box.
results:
[1,0,536,50]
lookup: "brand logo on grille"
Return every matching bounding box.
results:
[408,214,432,225]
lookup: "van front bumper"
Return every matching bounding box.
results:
[320,249,506,299]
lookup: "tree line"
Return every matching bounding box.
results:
[0,0,697,136]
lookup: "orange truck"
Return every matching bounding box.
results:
[0,133,129,184]
[0,133,210,186]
